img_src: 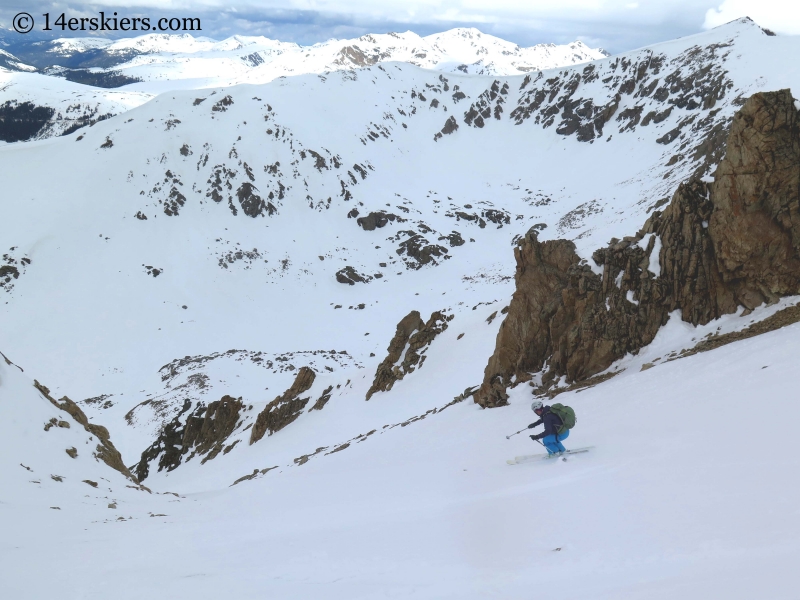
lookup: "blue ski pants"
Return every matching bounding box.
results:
[541,430,569,454]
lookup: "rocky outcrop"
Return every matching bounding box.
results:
[32,380,141,485]
[183,395,244,462]
[396,234,449,269]
[356,211,406,231]
[710,91,800,302]
[336,265,372,285]
[134,400,192,481]
[366,310,453,399]
[134,395,245,480]
[475,89,800,407]
[310,385,334,411]
[250,367,316,444]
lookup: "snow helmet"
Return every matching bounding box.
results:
[531,400,543,412]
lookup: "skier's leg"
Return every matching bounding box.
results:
[541,434,559,454]
[554,430,569,452]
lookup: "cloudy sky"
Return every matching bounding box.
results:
[0,0,797,53]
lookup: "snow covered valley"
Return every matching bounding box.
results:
[2,17,800,599]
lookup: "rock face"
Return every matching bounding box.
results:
[366,310,452,399]
[134,395,244,481]
[250,367,316,444]
[710,91,800,302]
[475,89,800,407]
[183,395,244,460]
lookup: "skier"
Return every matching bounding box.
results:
[528,400,575,455]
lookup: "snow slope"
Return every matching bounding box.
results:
[0,70,153,140]
[2,302,799,598]
[0,351,169,520]
[0,49,36,72]
[1,18,799,598]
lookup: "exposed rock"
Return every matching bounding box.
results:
[236,182,276,218]
[133,395,244,480]
[366,310,452,399]
[33,380,139,484]
[310,385,334,411]
[710,90,800,303]
[231,466,278,486]
[335,266,372,285]
[1,250,32,294]
[434,116,459,141]
[211,95,233,112]
[438,231,465,247]
[366,311,424,400]
[675,303,800,360]
[250,367,316,444]
[134,399,192,481]
[475,90,800,407]
[356,211,405,231]
[293,446,328,466]
[185,396,245,464]
[44,418,70,431]
[396,233,449,269]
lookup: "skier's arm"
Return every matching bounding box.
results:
[527,418,543,429]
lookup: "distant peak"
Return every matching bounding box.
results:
[709,15,776,36]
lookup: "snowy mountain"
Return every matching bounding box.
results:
[0,70,153,142]
[0,48,36,72]
[2,17,800,598]
[0,28,604,142]
[11,29,605,88]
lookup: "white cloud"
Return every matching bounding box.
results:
[78,0,711,26]
[704,0,800,34]
[0,0,748,54]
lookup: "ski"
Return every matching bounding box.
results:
[507,446,594,465]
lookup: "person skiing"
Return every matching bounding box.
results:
[528,400,574,455]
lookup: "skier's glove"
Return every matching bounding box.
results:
[527,423,535,429]
[530,434,542,441]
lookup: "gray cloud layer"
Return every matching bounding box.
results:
[0,1,789,55]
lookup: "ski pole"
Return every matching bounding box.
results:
[505,428,527,439]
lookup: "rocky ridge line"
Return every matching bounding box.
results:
[31,379,143,487]
[366,309,453,400]
[249,366,316,444]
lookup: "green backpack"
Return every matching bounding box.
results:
[550,403,576,435]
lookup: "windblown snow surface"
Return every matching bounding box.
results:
[1,18,799,598]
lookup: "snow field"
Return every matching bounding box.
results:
[3,307,799,598]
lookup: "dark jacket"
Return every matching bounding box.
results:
[528,406,563,438]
